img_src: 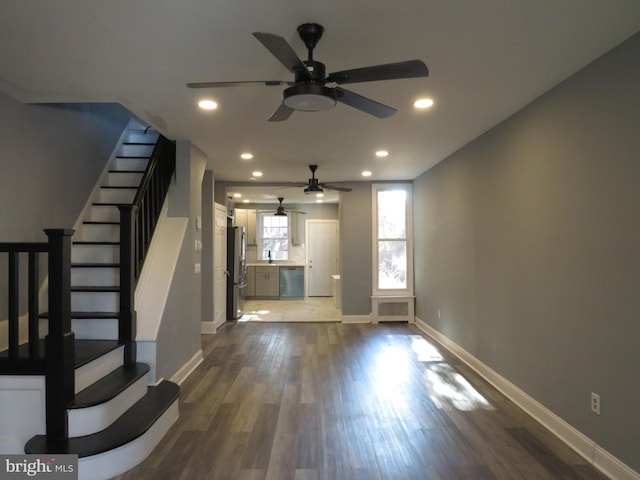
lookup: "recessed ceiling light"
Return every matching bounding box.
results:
[233,193,242,198]
[414,98,434,109]
[243,199,250,203]
[316,199,323,203]
[316,193,324,198]
[198,99,218,110]
[375,150,389,158]
[240,153,253,160]
[362,170,372,177]
[252,171,263,177]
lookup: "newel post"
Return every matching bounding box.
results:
[44,228,75,441]
[119,205,137,365]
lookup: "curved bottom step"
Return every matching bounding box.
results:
[25,381,179,479]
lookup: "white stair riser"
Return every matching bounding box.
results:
[88,205,120,223]
[72,267,119,286]
[114,157,149,171]
[72,245,119,264]
[99,188,136,204]
[127,130,159,144]
[119,144,154,158]
[72,292,119,312]
[72,318,119,340]
[75,346,124,394]
[68,374,148,437]
[105,172,143,187]
[78,224,120,242]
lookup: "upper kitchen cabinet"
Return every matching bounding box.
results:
[234,208,257,245]
[290,212,305,246]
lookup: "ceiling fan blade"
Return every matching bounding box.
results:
[268,103,295,122]
[187,80,292,88]
[321,184,352,192]
[334,87,397,119]
[253,32,310,78]
[326,59,428,85]
[273,183,308,189]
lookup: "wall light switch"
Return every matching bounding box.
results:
[195,216,202,230]
[195,263,201,274]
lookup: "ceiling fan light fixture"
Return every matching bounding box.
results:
[283,84,336,111]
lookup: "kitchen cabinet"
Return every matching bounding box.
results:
[234,208,257,245]
[245,266,255,297]
[255,266,279,297]
[235,208,247,229]
[247,209,257,245]
[290,212,305,246]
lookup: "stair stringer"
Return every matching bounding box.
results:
[134,197,189,383]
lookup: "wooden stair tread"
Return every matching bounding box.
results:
[25,381,179,458]
[40,311,119,319]
[73,240,119,245]
[71,262,120,268]
[71,286,119,292]
[91,202,131,207]
[1,340,121,369]
[74,340,123,368]
[69,363,150,409]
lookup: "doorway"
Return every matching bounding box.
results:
[306,219,338,297]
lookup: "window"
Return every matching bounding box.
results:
[372,184,413,294]
[260,214,289,261]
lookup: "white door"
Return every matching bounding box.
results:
[214,203,227,327]
[306,220,338,297]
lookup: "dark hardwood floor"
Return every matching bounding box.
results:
[114,322,608,480]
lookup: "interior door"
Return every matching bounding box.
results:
[306,220,338,297]
[214,204,227,327]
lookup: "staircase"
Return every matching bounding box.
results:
[17,122,179,479]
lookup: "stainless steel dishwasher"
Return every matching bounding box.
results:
[279,266,304,298]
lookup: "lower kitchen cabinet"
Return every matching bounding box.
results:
[254,266,279,298]
[245,266,255,297]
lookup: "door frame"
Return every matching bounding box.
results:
[305,219,339,297]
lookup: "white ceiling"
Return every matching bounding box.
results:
[1,1,639,203]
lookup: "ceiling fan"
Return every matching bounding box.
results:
[187,23,428,121]
[260,197,307,216]
[294,164,352,194]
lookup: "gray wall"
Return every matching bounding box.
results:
[413,33,640,471]
[339,182,373,316]
[0,94,131,241]
[155,142,205,380]
[201,170,215,325]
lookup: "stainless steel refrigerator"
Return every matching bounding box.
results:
[226,226,246,320]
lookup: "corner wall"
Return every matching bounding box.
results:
[154,142,205,381]
[413,32,640,473]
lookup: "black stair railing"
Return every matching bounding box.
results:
[118,135,176,365]
[0,229,75,440]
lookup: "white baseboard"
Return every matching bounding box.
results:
[170,350,203,386]
[201,320,223,334]
[414,317,639,480]
[341,315,371,324]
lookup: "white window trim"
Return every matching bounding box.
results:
[371,183,414,296]
[257,212,291,260]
